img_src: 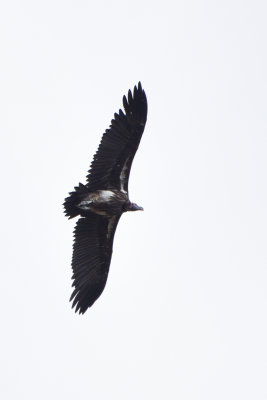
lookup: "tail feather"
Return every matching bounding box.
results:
[63,183,89,219]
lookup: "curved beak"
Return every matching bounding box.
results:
[128,203,144,211]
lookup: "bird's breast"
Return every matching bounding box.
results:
[78,190,128,217]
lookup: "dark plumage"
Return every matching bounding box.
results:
[64,82,147,314]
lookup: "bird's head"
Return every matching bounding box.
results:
[126,202,144,212]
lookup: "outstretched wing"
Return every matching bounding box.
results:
[86,82,147,194]
[70,213,121,314]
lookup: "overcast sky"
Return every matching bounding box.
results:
[1,1,267,399]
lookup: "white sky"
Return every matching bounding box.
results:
[1,0,267,399]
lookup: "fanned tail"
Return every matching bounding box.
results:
[63,183,89,219]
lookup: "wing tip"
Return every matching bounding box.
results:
[122,82,147,121]
[70,291,98,315]
[70,291,90,314]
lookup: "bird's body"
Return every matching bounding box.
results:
[78,189,128,216]
[64,82,147,314]
[76,189,142,217]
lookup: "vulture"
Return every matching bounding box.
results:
[64,82,147,314]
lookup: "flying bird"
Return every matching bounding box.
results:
[64,82,148,314]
